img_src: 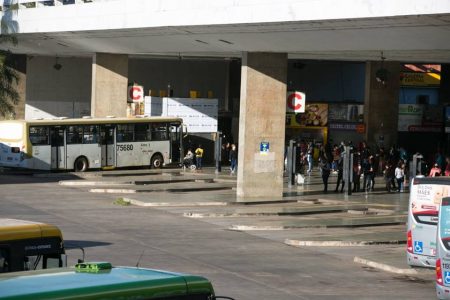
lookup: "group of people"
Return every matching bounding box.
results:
[221,142,238,174]
[182,142,238,174]
[314,141,450,194]
[182,144,204,170]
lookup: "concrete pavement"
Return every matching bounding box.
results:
[54,166,435,280]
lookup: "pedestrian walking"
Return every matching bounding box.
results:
[195,144,204,170]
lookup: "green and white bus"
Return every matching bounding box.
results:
[0,262,216,300]
[0,117,183,172]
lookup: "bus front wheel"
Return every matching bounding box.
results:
[151,154,163,169]
[74,157,88,172]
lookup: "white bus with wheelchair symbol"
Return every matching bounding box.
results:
[407,177,450,269]
[436,197,450,299]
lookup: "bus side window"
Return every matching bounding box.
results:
[29,126,49,145]
[135,124,150,142]
[151,123,168,141]
[67,126,82,144]
[0,248,10,273]
[83,125,99,144]
[117,124,134,142]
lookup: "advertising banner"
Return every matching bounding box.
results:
[400,72,440,87]
[398,104,443,132]
[144,96,218,133]
[286,103,328,128]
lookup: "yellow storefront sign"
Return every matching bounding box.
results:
[400,72,440,87]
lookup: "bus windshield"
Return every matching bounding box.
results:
[0,219,65,273]
[441,198,450,250]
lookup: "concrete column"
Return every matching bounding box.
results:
[91,53,128,117]
[364,61,401,149]
[237,52,287,199]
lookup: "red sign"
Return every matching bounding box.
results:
[286,91,305,113]
[128,85,144,102]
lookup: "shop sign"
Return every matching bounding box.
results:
[400,72,440,87]
[328,104,364,122]
[329,122,365,133]
[128,85,144,102]
[398,104,423,115]
[286,91,306,113]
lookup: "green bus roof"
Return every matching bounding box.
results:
[0,265,214,300]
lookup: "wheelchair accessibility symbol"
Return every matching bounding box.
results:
[445,271,450,285]
[414,241,423,254]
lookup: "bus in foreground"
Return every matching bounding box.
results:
[0,117,183,172]
[0,218,65,273]
[407,177,450,269]
[0,262,216,300]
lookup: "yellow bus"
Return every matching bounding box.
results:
[0,117,183,172]
[0,219,66,273]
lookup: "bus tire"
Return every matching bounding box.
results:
[151,154,163,169]
[74,157,88,172]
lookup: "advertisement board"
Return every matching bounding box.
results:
[144,96,218,133]
[398,104,443,132]
[286,103,328,128]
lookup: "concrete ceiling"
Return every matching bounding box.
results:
[5,14,450,62]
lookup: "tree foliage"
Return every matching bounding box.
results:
[0,0,19,118]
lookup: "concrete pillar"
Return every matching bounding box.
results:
[237,52,287,199]
[364,61,401,149]
[91,53,128,117]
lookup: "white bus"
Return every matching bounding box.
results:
[407,177,450,269]
[0,117,183,172]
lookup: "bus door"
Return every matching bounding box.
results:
[101,125,115,167]
[170,122,182,164]
[50,126,66,170]
[29,126,52,170]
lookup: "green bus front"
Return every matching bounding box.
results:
[0,262,215,300]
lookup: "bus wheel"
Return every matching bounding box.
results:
[151,154,163,169]
[74,157,88,172]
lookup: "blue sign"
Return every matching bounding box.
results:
[260,142,270,153]
[414,241,423,254]
[445,271,450,285]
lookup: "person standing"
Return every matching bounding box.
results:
[195,144,204,170]
[229,144,238,174]
[334,158,344,193]
[395,161,405,192]
[319,156,331,193]
[429,163,441,177]
[306,142,314,175]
